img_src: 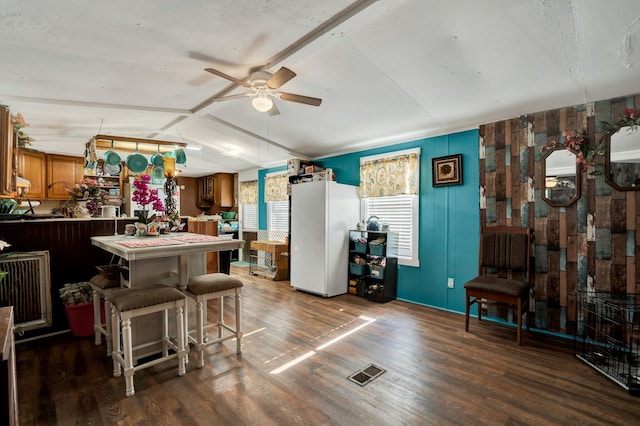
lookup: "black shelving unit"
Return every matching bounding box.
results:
[348,230,398,303]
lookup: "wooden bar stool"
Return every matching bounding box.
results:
[184,273,243,368]
[88,272,121,356]
[110,284,187,397]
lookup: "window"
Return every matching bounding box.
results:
[239,180,258,230]
[241,204,258,231]
[268,200,289,232]
[264,172,289,233]
[360,148,420,267]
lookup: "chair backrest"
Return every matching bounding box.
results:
[479,226,531,283]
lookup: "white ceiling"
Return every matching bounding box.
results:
[2,0,640,177]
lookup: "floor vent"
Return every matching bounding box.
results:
[348,363,386,386]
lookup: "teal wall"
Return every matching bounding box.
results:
[257,129,480,312]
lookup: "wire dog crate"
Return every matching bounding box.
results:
[575,291,640,394]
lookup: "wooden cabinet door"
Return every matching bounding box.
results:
[17,149,46,199]
[46,154,84,199]
[214,173,234,207]
[189,220,219,273]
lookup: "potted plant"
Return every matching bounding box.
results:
[131,174,165,236]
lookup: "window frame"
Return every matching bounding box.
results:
[360,148,420,267]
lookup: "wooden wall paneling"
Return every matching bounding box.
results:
[548,250,560,281]
[610,97,627,121]
[595,259,612,291]
[495,120,505,150]
[565,106,577,131]
[496,201,506,226]
[627,191,636,230]
[611,264,626,294]
[595,190,612,229]
[560,269,567,307]
[628,257,637,295]
[546,110,559,136]
[547,277,561,332]
[547,219,560,250]
[611,233,627,266]
[558,107,567,132]
[559,211,567,249]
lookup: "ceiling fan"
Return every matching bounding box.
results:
[205,66,322,116]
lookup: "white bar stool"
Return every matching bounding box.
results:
[110,284,187,397]
[88,272,121,355]
[184,273,243,368]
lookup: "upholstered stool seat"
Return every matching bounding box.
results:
[184,273,243,368]
[89,273,121,355]
[110,284,187,397]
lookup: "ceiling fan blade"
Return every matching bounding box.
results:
[267,102,281,116]
[212,93,253,102]
[205,68,252,88]
[278,92,322,107]
[266,67,297,89]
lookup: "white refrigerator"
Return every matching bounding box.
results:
[290,181,360,297]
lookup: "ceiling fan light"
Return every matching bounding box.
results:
[252,94,273,112]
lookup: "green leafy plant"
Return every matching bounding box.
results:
[11,112,34,147]
[540,130,604,175]
[0,240,11,282]
[601,108,640,134]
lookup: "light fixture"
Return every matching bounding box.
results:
[162,156,176,179]
[251,89,273,112]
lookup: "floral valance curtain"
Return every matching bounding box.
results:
[360,152,419,198]
[264,173,288,202]
[239,180,258,204]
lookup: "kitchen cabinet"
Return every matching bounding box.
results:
[17,149,46,199]
[197,173,234,209]
[214,173,234,207]
[197,175,214,209]
[188,219,219,273]
[0,107,15,197]
[348,230,398,302]
[46,154,83,199]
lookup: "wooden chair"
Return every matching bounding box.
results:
[464,226,532,344]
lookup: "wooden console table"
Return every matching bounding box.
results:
[250,240,289,281]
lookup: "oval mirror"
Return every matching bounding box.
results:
[604,126,640,191]
[541,146,581,207]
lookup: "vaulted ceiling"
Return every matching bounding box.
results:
[2,0,639,177]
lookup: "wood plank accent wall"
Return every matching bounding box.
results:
[0,219,136,339]
[479,94,640,336]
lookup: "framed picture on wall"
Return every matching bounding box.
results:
[432,154,463,187]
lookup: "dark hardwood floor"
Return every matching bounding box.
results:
[15,265,640,425]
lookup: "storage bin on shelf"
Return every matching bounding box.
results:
[354,241,367,253]
[369,265,385,279]
[368,243,385,256]
[349,262,368,275]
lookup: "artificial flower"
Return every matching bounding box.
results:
[132,174,164,224]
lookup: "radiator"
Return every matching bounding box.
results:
[0,251,51,332]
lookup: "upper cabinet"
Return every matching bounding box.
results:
[0,106,15,197]
[197,173,235,210]
[214,173,234,207]
[46,154,83,199]
[17,149,46,199]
